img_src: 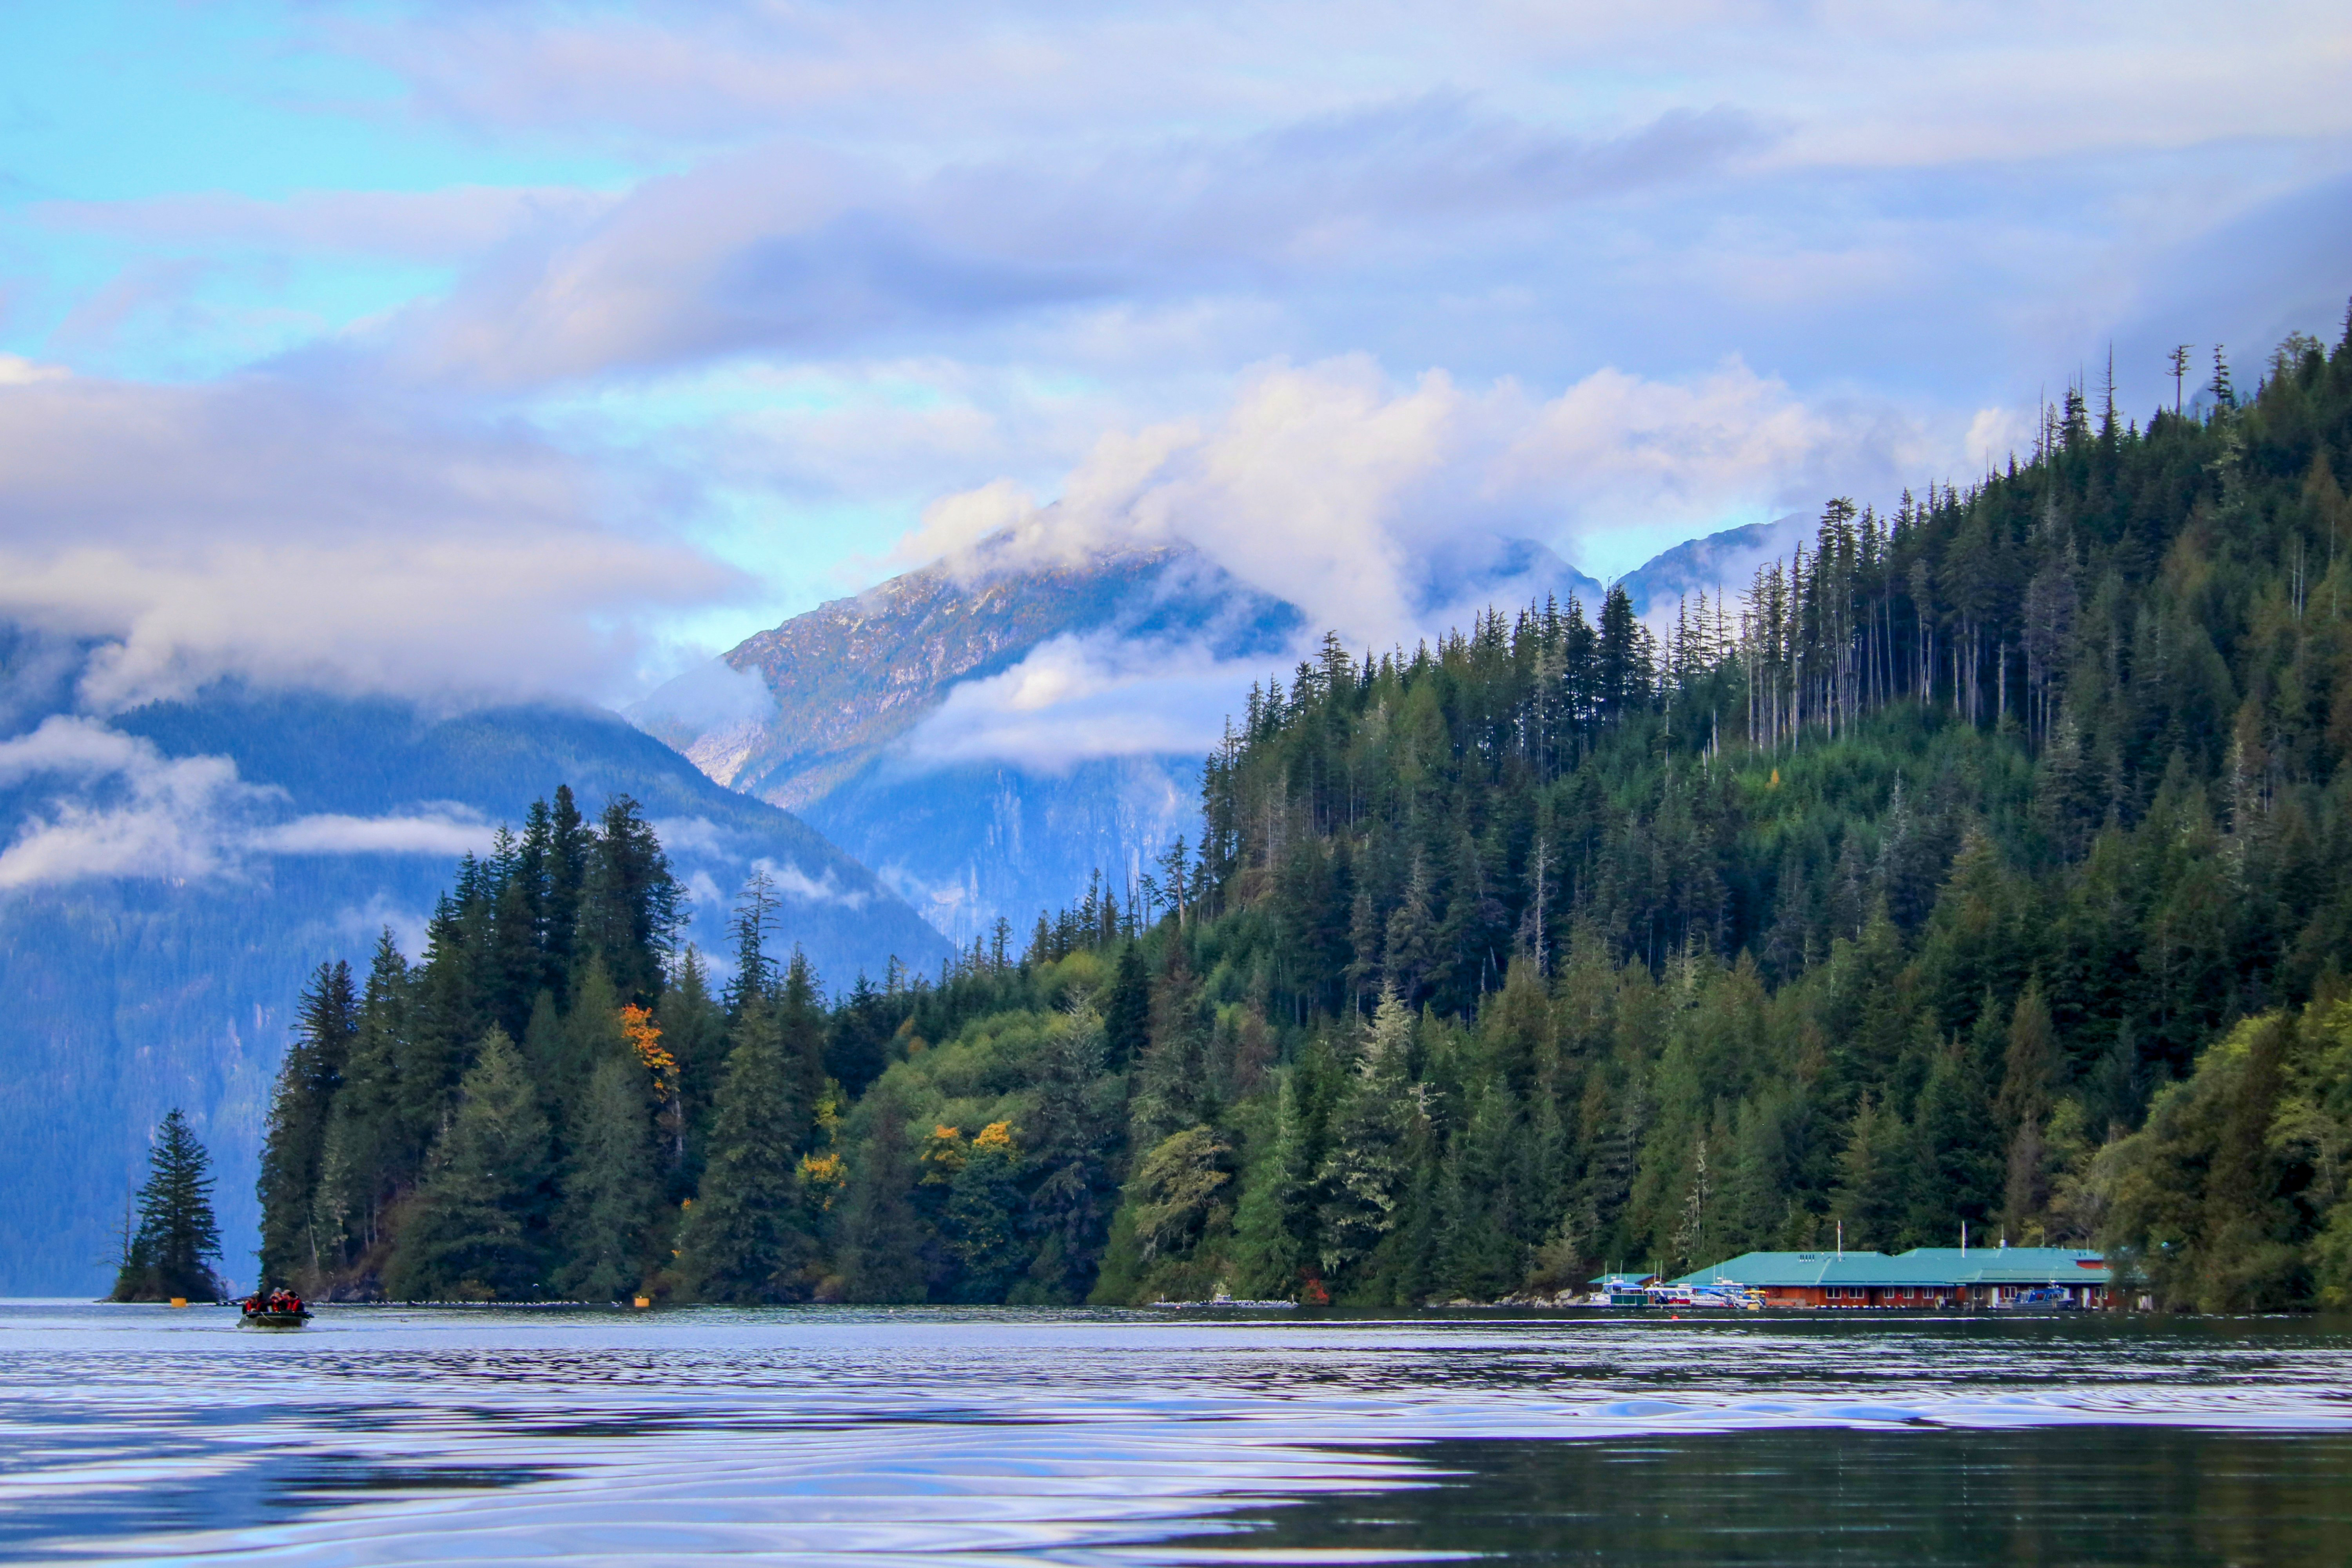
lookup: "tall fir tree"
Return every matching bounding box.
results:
[1103,942,1152,1071]
[837,1087,927,1303]
[581,795,684,1006]
[1315,990,1416,1285]
[112,1110,223,1301]
[677,996,814,1301]
[556,1053,661,1301]
[1021,1004,1116,1301]
[256,960,356,1285]
[385,1029,553,1301]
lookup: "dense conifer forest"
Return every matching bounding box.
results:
[262,316,2352,1311]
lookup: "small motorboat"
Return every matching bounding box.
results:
[239,1296,313,1328]
[2004,1286,2080,1313]
[240,1307,311,1328]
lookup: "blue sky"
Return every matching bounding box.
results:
[2,0,2348,708]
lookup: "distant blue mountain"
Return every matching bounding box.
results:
[1417,534,1606,623]
[633,531,1632,944]
[1615,515,1810,618]
[633,538,1300,944]
[0,635,946,1295]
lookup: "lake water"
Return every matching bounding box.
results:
[5,1302,2350,1564]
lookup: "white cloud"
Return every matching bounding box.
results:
[684,867,729,918]
[0,355,69,386]
[0,716,504,892]
[0,713,188,783]
[9,0,2348,719]
[902,632,1268,773]
[757,857,872,909]
[1963,405,2042,475]
[0,718,268,889]
[332,894,434,964]
[343,2,2352,170]
[650,816,738,858]
[0,371,745,709]
[901,355,1928,650]
[657,829,870,912]
[253,813,496,857]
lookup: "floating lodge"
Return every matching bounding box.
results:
[1622,1246,2113,1309]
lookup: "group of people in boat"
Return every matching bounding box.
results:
[241,1287,305,1316]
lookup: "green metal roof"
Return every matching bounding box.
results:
[1670,1247,2110,1289]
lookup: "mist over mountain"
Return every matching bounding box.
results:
[634,530,1606,942]
[0,632,946,1294]
[1615,515,1811,618]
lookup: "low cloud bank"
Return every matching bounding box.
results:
[0,368,745,713]
[0,716,499,891]
[901,633,1269,775]
[902,355,1926,652]
[658,819,874,909]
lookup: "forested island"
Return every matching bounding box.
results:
[261,320,2352,1312]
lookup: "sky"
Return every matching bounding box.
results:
[2,0,2349,716]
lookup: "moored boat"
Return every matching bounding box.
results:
[1592,1272,1655,1307]
[2002,1285,2080,1312]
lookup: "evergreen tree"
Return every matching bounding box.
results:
[777,947,829,1134]
[677,996,813,1301]
[1903,1038,2000,1246]
[837,1087,927,1302]
[1230,1069,1313,1298]
[300,929,414,1278]
[1121,1124,1235,1290]
[555,960,626,1130]
[1022,1004,1116,1301]
[1131,940,1209,1146]
[385,1029,552,1301]
[1998,982,2061,1232]
[542,784,590,1007]
[557,1053,661,1300]
[1315,990,1416,1287]
[725,871,779,1018]
[1830,1093,1907,1251]
[256,960,356,1285]
[580,795,684,1006]
[826,973,893,1096]
[1103,942,1151,1071]
[659,947,731,1190]
[111,1109,223,1302]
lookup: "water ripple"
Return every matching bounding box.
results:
[7,1302,2349,1564]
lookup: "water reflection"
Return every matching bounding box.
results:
[4,1303,2348,1563]
[1181,1430,2352,1566]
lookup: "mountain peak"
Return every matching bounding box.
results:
[632,537,1293,811]
[1615,514,1811,618]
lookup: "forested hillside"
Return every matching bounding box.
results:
[0,670,944,1295]
[265,316,2352,1310]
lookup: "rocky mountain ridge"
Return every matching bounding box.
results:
[638,523,1771,941]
